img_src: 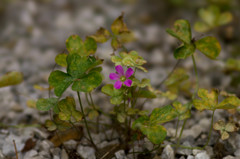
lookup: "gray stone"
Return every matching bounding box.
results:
[2,134,25,156]
[23,150,38,159]
[63,140,77,149]
[195,151,210,159]
[39,150,51,159]
[39,140,52,151]
[187,155,194,159]
[77,145,96,159]
[223,155,236,159]
[177,141,192,155]
[161,145,174,159]
[115,150,127,159]
[61,149,69,159]
[192,149,204,156]
[234,149,240,157]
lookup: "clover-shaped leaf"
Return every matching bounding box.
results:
[45,120,57,131]
[49,54,102,96]
[55,53,68,67]
[213,120,238,140]
[111,51,147,72]
[101,84,124,105]
[195,36,221,59]
[194,5,233,32]
[167,19,221,60]
[174,44,196,59]
[89,27,111,43]
[166,19,192,44]
[36,98,59,113]
[58,97,82,122]
[0,71,23,88]
[150,105,177,124]
[172,101,191,120]
[193,88,240,111]
[48,71,74,97]
[66,35,97,56]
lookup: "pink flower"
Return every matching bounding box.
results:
[109,65,134,89]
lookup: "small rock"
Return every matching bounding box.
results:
[39,140,52,151]
[98,139,119,149]
[177,141,192,155]
[187,155,194,159]
[161,145,174,159]
[50,147,61,158]
[179,156,185,159]
[77,145,96,159]
[63,140,77,149]
[39,150,51,159]
[61,149,69,159]
[192,149,204,156]
[23,150,38,159]
[115,150,127,159]
[234,149,240,157]
[195,151,210,159]
[223,155,235,159]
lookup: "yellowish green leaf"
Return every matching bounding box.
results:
[0,71,23,88]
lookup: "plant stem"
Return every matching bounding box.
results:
[77,91,97,150]
[203,110,215,148]
[176,119,187,151]
[191,55,199,100]
[175,119,179,138]
[156,60,181,89]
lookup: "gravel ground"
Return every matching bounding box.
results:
[1,0,240,159]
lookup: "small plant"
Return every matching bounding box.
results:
[194,5,233,32]
[33,14,240,158]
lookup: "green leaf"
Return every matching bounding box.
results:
[134,90,156,98]
[88,110,99,120]
[66,35,97,56]
[52,115,72,131]
[174,44,196,59]
[72,71,102,92]
[66,35,83,54]
[101,84,123,105]
[36,98,58,112]
[0,71,23,88]
[198,5,220,27]
[89,27,111,43]
[225,122,237,132]
[111,37,121,50]
[195,36,221,59]
[194,21,210,32]
[111,14,130,35]
[132,115,149,129]
[111,51,147,72]
[225,59,240,72]
[217,96,240,109]
[48,70,73,97]
[218,12,233,25]
[213,120,225,131]
[166,19,192,44]
[58,97,82,121]
[172,101,191,120]
[55,53,68,67]
[45,120,57,131]
[67,54,102,78]
[140,124,167,144]
[150,105,177,124]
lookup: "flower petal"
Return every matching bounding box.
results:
[115,65,124,76]
[124,79,132,87]
[114,81,122,89]
[125,68,134,78]
[109,73,120,80]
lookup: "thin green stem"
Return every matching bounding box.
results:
[171,144,203,150]
[176,119,187,151]
[203,110,215,148]
[156,60,181,89]
[85,93,91,106]
[77,91,97,150]
[175,119,180,138]
[191,55,199,100]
